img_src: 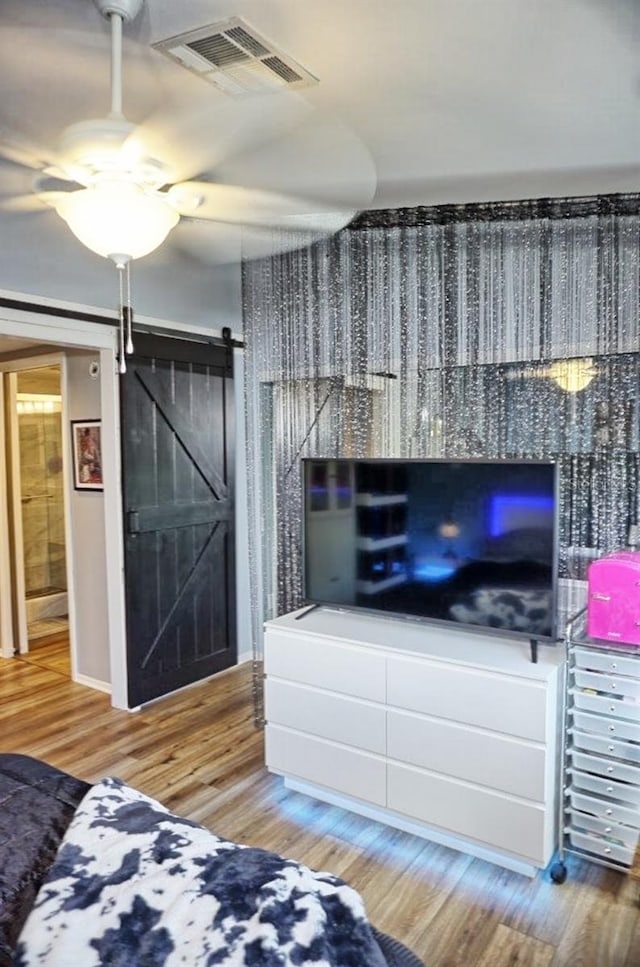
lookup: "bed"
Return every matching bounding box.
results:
[0,754,424,966]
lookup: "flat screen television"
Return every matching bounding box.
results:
[302,457,558,642]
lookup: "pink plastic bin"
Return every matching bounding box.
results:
[587,551,640,647]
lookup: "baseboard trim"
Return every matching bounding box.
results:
[74,673,111,695]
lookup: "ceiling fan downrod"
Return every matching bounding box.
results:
[93,0,144,118]
[90,0,144,374]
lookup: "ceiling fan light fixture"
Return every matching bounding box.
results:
[58,118,135,172]
[54,181,179,261]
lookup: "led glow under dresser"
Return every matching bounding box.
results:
[264,607,563,877]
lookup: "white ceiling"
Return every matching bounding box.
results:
[0,0,639,330]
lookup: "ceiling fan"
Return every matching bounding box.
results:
[0,0,375,367]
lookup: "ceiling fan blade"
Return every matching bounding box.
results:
[0,126,57,172]
[167,181,355,230]
[171,215,347,266]
[129,76,375,206]
[169,220,241,265]
[207,110,377,210]
[128,87,315,187]
[0,191,72,214]
[0,195,45,213]
[0,156,84,213]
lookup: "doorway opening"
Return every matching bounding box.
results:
[15,365,69,650]
[0,315,126,706]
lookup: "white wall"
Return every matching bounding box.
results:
[65,351,110,687]
[0,236,243,334]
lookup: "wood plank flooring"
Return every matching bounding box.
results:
[1,643,638,966]
[21,631,71,677]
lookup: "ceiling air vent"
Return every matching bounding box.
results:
[153,17,318,95]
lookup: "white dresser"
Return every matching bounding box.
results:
[264,607,563,876]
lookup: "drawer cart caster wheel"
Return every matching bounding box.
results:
[550,862,567,884]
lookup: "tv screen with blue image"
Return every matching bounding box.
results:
[302,458,558,642]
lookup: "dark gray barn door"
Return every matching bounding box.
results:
[120,334,236,707]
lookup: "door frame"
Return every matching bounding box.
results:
[0,303,128,706]
[2,354,70,658]
[0,375,13,659]
[6,369,29,654]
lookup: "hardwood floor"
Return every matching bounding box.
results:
[22,631,71,677]
[1,644,638,966]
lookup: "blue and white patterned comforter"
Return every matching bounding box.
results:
[14,777,390,966]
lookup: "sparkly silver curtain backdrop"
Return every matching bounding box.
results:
[243,196,640,678]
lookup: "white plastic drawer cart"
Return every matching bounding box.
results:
[550,608,640,883]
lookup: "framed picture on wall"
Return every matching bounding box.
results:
[71,419,103,491]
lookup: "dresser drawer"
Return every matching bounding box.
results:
[573,667,640,701]
[568,788,640,828]
[571,689,640,724]
[568,768,640,807]
[388,762,550,865]
[265,724,386,806]
[387,655,548,741]
[574,647,640,679]
[567,828,635,867]
[265,679,386,755]
[571,709,640,744]
[567,809,640,850]
[568,750,640,787]
[388,709,546,800]
[264,630,386,702]
[571,729,640,765]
